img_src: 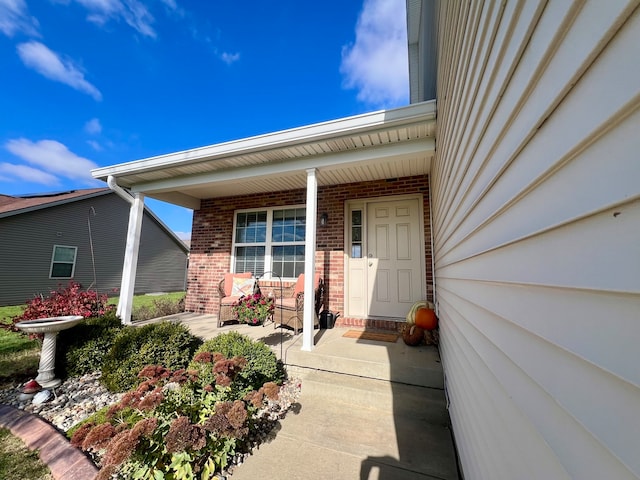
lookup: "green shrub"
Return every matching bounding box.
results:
[101,322,202,392]
[70,362,274,479]
[190,331,284,394]
[67,405,141,439]
[56,312,123,378]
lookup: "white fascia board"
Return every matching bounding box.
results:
[91,101,436,180]
[131,138,435,195]
[407,0,423,44]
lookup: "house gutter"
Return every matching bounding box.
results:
[107,175,144,325]
[107,175,134,204]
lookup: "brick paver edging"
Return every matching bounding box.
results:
[0,403,98,480]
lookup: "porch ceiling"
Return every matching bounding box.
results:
[91,101,436,210]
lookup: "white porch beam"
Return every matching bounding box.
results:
[302,168,318,351]
[107,176,144,325]
[146,191,201,210]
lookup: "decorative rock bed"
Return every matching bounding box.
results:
[0,371,302,476]
[0,372,124,432]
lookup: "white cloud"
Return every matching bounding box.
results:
[159,0,177,10]
[159,0,184,17]
[0,0,39,37]
[86,140,103,151]
[17,41,103,101]
[74,0,156,38]
[220,52,240,65]
[5,138,99,182]
[84,118,102,134]
[0,162,60,185]
[340,0,409,108]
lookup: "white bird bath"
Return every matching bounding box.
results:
[15,315,85,388]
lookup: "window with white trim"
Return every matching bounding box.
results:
[50,245,77,278]
[350,209,363,258]
[232,206,306,279]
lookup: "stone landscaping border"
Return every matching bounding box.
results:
[0,404,97,480]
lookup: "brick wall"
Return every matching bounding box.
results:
[184,175,433,317]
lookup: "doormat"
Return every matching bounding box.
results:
[342,330,399,343]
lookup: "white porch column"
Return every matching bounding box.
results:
[107,176,144,325]
[302,168,318,351]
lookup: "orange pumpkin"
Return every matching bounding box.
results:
[414,307,438,330]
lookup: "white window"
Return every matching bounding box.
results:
[50,245,77,278]
[232,206,306,279]
[350,209,363,258]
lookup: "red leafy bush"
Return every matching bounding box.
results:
[10,281,114,328]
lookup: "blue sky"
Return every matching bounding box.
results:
[0,0,409,240]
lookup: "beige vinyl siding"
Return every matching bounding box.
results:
[431,1,640,479]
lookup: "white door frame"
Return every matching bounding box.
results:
[344,193,426,318]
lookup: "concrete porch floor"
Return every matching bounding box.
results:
[150,312,460,479]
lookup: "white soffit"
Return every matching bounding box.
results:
[91,101,436,207]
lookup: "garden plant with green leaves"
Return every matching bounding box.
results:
[1,285,293,479]
[69,332,287,480]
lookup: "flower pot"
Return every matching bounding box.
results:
[233,293,273,327]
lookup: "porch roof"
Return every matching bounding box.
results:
[91,101,436,210]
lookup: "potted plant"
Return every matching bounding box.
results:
[233,293,274,326]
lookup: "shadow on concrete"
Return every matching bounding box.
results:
[254,329,295,347]
[356,327,460,480]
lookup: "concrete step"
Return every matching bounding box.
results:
[298,369,450,426]
[284,331,444,389]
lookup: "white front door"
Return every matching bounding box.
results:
[366,198,424,318]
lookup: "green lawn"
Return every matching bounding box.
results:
[107,291,185,309]
[0,305,25,325]
[0,329,40,356]
[0,305,40,357]
[0,428,52,480]
[0,306,41,386]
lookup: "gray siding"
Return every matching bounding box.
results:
[431,1,640,478]
[0,193,188,306]
[137,214,188,294]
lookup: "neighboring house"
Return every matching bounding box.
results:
[0,188,189,307]
[92,1,639,478]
